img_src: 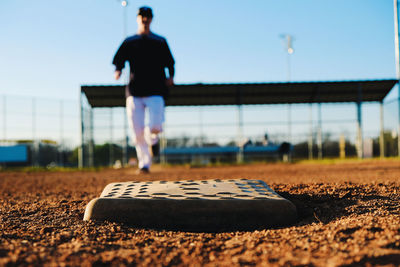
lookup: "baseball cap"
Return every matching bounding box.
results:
[138,6,153,18]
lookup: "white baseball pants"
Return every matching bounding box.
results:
[126,96,165,169]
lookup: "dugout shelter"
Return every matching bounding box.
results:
[79,79,397,167]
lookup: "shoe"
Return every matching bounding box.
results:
[136,167,150,174]
[151,142,160,157]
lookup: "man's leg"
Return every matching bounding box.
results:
[144,96,165,155]
[126,96,152,170]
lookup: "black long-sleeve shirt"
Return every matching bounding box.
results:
[112,32,175,98]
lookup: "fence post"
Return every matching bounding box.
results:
[32,97,38,166]
[356,83,363,159]
[32,97,36,141]
[59,100,64,166]
[339,134,346,159]
[380,101,385,158]
[2,95,6,145]
[89,107,94,167]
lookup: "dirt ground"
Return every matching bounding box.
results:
[0,159,399,266]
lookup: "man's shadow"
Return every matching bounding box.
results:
[275,189,393,226]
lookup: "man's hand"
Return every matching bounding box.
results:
[165,78,174,87]
[114,70,121,80]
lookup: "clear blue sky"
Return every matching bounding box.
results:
[0,0,397,99]
[0,0,399,146]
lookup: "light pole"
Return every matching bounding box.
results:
[279,34,294,81]
[394,0,400,156]
[280,34,295,144]
[118,0,129,165]
[121,0,128,38]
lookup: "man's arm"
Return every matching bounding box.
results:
[165,65,174,87]
[114,70,121,80]
[163,39,175,87]
[112,40,127,80]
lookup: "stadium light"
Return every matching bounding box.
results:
[280,34,294,54]
[279,34,295,81]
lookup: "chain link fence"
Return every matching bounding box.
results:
[0,95,79,167]
[81,99,400,166]
[1,93,399,167]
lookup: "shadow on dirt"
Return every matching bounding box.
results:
[277,182,400,226]
[276,190,358,226]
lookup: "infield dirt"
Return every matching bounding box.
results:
[0,159,399,266]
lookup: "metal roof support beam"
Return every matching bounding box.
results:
[79,92,84,169]
[398,89,400,157]
[308,103,313,160]
[317,103,322,159]
[123,111,128,166]
[199,107,204,147]
[356,83,363,158]
[198,107,205,164]
[89,108,94,167]
[380,101,385,158]
[236,104,244,163]
[288,104,292,143]
[236,87,244,163]
[393,0,400,156]
[109,108,114,167]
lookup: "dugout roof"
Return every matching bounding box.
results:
[81,79,397,107]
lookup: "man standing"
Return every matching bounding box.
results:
[113,6,175,173]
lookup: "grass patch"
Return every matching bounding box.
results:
[0,166,105,172]
[293,156,400,165]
